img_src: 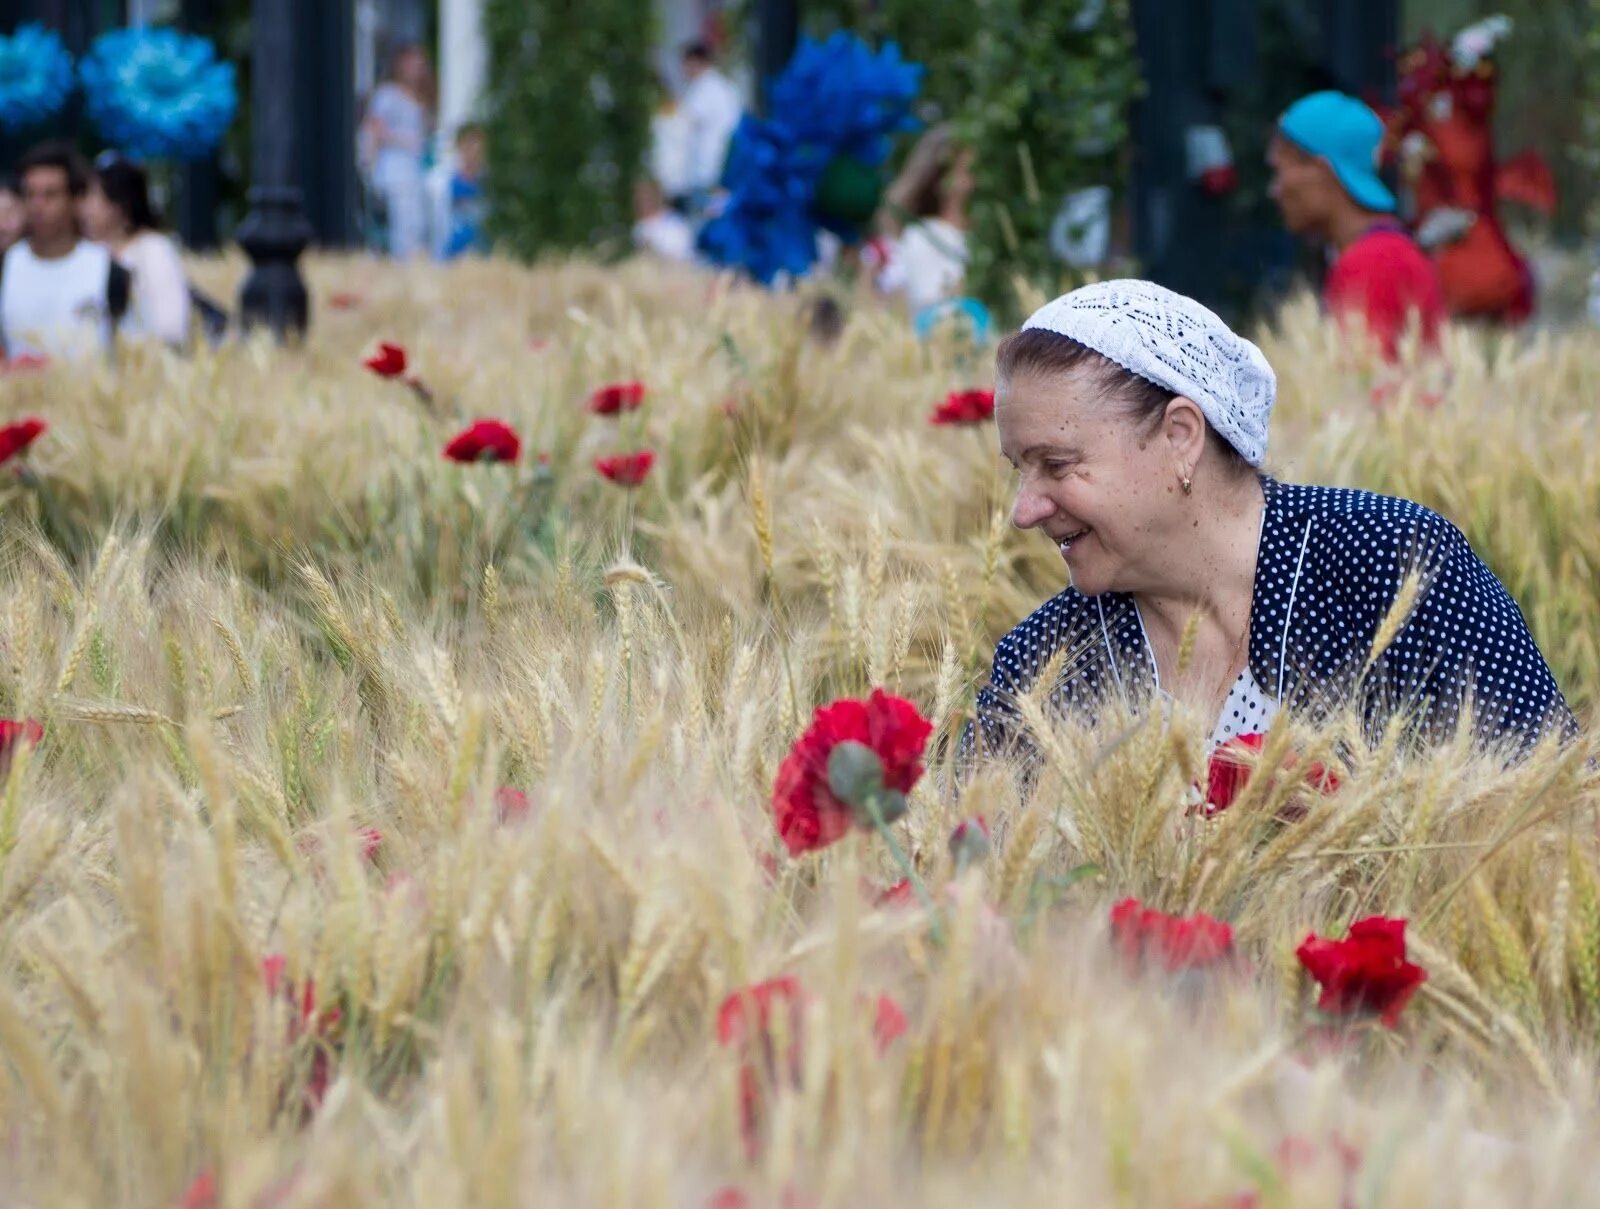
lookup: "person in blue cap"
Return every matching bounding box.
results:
[1269,91,1444,361]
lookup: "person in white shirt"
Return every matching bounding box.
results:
[650,72,694,203]
[0,142,129,363]
[361,45,436,260]
[877,124,975,318]
[81,155,192,349]
[679,42,744,201]
[632,178,695,263]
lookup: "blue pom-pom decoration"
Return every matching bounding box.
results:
[80,26,237,161]
[698,33,924,285]
[0,23,76,132]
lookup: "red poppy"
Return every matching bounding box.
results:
[595,450,655,487]
[179,1169,218,1209]
[771,689,933,856]
[1295,915,1427,1028]
[872,994,908,1051]
[874,878,915,908]
[717,976,807,1157]
[587,380,646,415]
[1204,733,1340,815]
[444,419,521,464]
[363,342,408,377]
[1109,897,1237,972]
[929,388,996,425]
[261,954,341,1109]
[0,418,46,464]
[496,786,531,825]
[0,717,43,776]
[948,815,992,865]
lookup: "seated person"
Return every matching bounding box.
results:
[82,153,192,349]
[963,279,1573,777]
[631,178,694,263]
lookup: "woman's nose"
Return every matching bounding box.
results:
[1011,485,1055,530]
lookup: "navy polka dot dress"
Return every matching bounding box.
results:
[961,476,1577,769]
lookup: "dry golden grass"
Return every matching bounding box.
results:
[0,254,1597,1206]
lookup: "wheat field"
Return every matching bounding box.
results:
[0,254,1598,1207]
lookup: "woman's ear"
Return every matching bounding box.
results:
[1162,396,1208,466]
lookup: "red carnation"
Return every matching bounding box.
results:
[949,815,992,867]
[1109,898,1237,973]
[1204,733,1340,816]
[587,380,646,415]
[771,689,933,856]
[444,419,521,464]
[179,1169,218,1209]
[929,388,996,426]
[1295,915,1427,1028]
[874,878,915,908]
[261,954,342,1109]
[495,786,532,825]
[362,341,408,378]
[0,717,43,775]
[595,450,655,487]
[717,976,807,1157]
[0,418,46,465]
[872,994,908,1051]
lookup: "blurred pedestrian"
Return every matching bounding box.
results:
[1269,91,1444,361]
[632,178,694,263]
[0,141,128,362]
[436,123,490,260]
[877,125,974,319]
[0,174,24,256]
[362,44,436,260]
[82,154,191,348]
[650,71,693,205]
[679,41,742,208]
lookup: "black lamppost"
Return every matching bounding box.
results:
[236,0,313,340]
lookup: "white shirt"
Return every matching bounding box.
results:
[116,231,191,347]
[632,211,695,263]
[680,68,744,192]
[879,219,968,316]
[0,240,114,361]
[650,107,694,199]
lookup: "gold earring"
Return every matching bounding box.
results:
[1182,475,1192,495]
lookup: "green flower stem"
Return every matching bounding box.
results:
[864,790,944,943]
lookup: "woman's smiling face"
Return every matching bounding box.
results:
[997,364,1194,598]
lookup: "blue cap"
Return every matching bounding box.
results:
[1278,91,1396,214]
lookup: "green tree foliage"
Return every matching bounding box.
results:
[957,0,1141,318]
[802,0,1141,318]
[483,0,656,259]
[802,0,978,121]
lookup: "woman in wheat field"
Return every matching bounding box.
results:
[965,279,1575,770]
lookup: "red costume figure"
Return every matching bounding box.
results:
[1384,17,1556,324]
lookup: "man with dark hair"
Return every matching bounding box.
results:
[678,39,742,204]
[1,140,130,361]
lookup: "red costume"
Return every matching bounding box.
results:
[1383,23,1556,324]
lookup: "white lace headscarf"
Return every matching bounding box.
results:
[1020,279,1277,467]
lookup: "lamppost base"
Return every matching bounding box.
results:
[237,185,314,341]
